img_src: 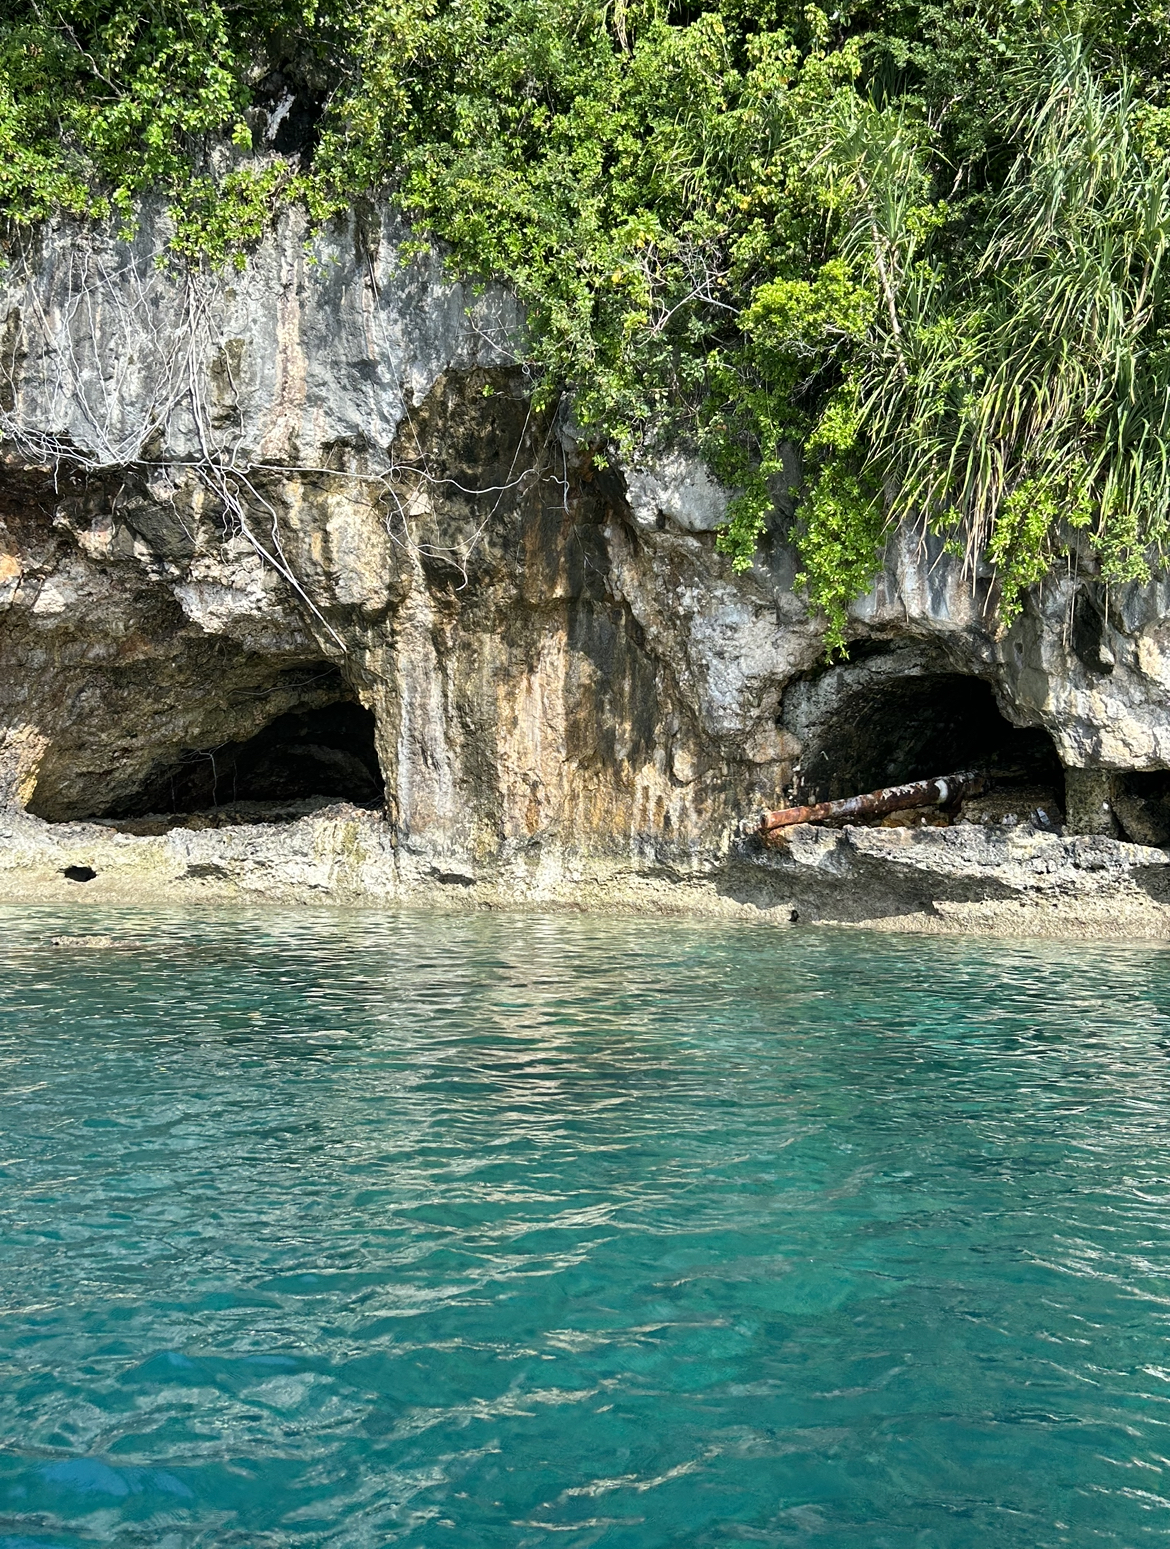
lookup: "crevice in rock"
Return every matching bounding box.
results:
[1071,587,1115,677]
[1113,772,1170,847]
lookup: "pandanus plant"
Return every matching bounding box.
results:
[799,31,1170,636]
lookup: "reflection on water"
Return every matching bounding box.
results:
[1,906,1170,1546]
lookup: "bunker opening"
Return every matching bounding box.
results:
[790,672,1065,828]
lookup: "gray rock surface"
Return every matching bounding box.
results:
[1,204,520,468]
[2,208,1170,934]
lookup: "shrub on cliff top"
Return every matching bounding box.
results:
[4,0,1170,646]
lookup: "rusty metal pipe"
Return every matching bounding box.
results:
[759,770,986,839]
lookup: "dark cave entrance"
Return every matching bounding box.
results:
[793,673,1064,810]
[1112,771,1170,847]
[97,696,384,827]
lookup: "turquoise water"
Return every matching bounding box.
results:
[3,911,1170,1548]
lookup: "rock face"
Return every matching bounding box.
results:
[3,207,1170,931]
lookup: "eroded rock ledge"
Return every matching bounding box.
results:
[3,807,1170,940]
[2,209,1170,936]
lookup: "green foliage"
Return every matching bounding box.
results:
[5,0,1170,646]
[841,32,1170,629]
[0,3,268,241]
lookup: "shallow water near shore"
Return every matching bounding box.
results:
[3,905,1170,1547]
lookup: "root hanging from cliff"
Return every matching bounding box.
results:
[0,232,543,646]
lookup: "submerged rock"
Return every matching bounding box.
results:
[50,934,124,948]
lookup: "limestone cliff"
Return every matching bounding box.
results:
[3,208,1170,934]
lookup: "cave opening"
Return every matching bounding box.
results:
[792,672,1064,813]
[78,693,385,831]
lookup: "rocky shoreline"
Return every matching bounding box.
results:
[3,208,1170,939]
[4,803,1169,939]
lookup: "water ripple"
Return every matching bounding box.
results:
[2,907,1170,1545]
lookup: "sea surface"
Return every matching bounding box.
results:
[2,906,1170,1547]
